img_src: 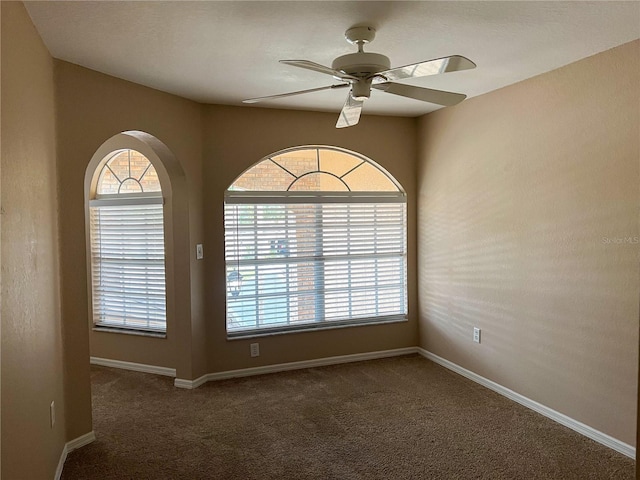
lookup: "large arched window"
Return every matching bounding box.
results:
[224,146,407,336]
[88,149,166,332]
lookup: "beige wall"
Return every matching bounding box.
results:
[55,61,206,437]
[1,2,66,478]
[417,40,639,446]
[203,106,418,373]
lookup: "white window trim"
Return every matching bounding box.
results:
[92,192,164,205]
[225,190,405,204]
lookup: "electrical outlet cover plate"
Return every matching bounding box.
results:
[250,343,260,357]
[473,327,481,344]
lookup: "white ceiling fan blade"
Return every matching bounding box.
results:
[373,55,476,82]
[336,93,363,128]
[372,82,466,107]
[243,83,349,104]
[280,60,359,82]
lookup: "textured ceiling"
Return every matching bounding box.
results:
[25,1,640,117]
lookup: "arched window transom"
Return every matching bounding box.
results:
[96,149,162,195]
[229,147,400,192]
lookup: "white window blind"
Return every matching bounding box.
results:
[224,192,407,336]
[90,198,166,331]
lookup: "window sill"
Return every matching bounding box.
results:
[92,326,166,339]
[227,316,407,341]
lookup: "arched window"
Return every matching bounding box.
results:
[89,149,166,332]
[224,146,407,336]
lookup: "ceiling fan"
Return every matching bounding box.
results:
[243,26,476,128]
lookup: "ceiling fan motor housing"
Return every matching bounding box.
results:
[331,52,391,78]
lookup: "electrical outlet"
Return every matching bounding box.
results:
[473,327,481,344]
[250,343,260,357]
[196,244,204,260]
[50,401,56,428]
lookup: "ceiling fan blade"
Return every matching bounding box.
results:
[373,55,476,82]
[243,83,349,104]
[336,93,363,129]
[372,82,466,107]
[280,60,359,82]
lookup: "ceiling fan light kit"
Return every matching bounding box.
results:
[243,26,476,128]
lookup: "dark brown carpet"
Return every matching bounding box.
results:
[62,355,634,479]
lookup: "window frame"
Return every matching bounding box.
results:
[87,148,168,335]
[224,146,408,338]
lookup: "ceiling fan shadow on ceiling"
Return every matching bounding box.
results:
[243,26,476,128]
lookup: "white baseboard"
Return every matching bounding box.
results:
[90,356,176,377]
[174,347,419,389]
[66,431,96,452]
[417,348,636,459]
[174,375,209,389]
[55,431,96,480]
